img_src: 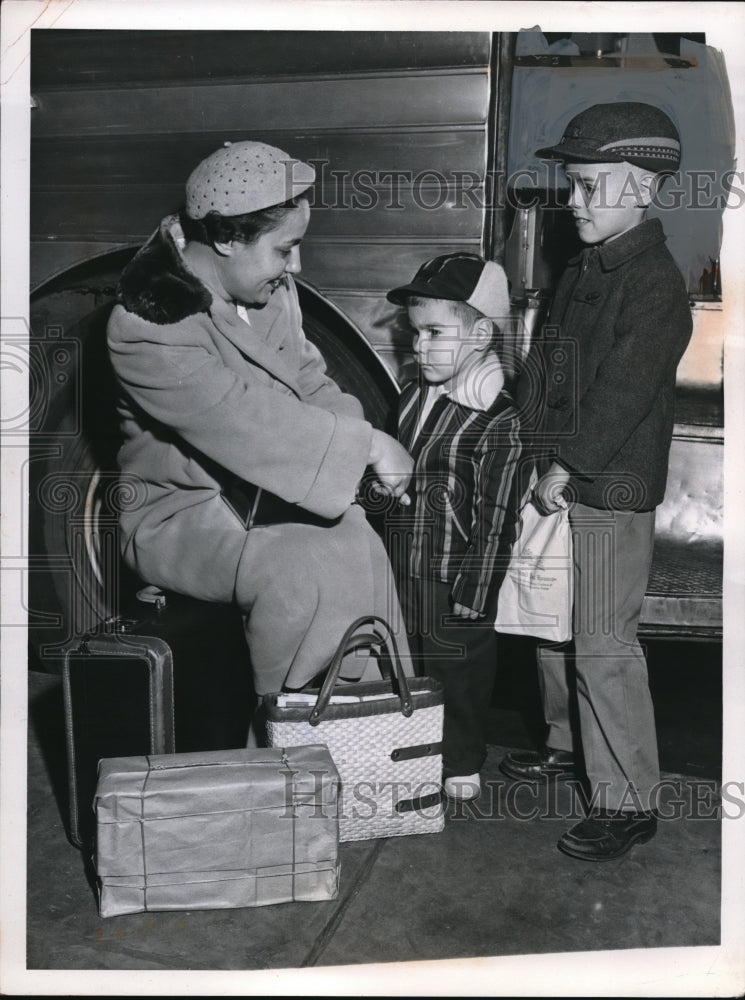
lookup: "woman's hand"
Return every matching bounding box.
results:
[452,603,482,620]
[368,429,413,505]
[532,461,570,515]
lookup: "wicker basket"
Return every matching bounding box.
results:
[265,616,445,842]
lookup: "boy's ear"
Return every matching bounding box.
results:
[472,316,494,350]
[637,171,658,207]
[213,240,235,257]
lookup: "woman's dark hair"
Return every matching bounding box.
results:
[179,194,309,252]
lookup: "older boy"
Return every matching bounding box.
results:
[500,103,693,860]
[387,254,525,801]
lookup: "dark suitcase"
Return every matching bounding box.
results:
[62,588,255,849]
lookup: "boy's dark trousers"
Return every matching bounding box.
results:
[399,576,497,779]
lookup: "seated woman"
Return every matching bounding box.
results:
[106,140,414,696]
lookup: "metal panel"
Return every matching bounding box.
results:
[299,239,484,293]
[31,186,485,242]
[32,131,487,188]
[30,29,491,87]
[640,537,722,637]
[31,72,489,138]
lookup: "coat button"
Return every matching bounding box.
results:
[585,291,601,302]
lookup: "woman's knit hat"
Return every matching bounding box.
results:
[185,141,316,219]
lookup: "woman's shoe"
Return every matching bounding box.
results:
[443,773,481,801]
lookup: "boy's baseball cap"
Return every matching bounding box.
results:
[185,140,316,219]
[386,252,511,321]
[535,101,681,173]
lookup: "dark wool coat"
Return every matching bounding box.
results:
[106,217,406,692]
[522,218,693,511]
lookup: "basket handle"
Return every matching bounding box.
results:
[309,615,413,726]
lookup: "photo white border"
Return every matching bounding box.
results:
[2,1,744,995]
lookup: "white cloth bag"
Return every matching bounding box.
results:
[495,496,573,643]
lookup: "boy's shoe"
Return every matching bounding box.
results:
[557,810,657,861]
[443,773,481,801]
[499,746,577,782]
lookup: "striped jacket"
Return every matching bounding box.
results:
[396,375,526,615]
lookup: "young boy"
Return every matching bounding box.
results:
[500,102,694,860]
[386,253,525,801]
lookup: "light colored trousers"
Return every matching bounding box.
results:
[537,502,659,812]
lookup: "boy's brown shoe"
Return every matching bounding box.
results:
[557,810,657,861]
[499,747,577,782]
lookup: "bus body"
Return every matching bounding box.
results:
[27,29,726,662]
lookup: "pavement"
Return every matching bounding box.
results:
[15,647,729,994]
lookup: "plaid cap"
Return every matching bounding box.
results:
[185,140,316,219]
[386,252,511,321]
[536,102,681,173]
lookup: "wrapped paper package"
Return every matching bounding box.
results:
[94,745,340,917]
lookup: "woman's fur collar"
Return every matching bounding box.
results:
[117,217,213,325]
